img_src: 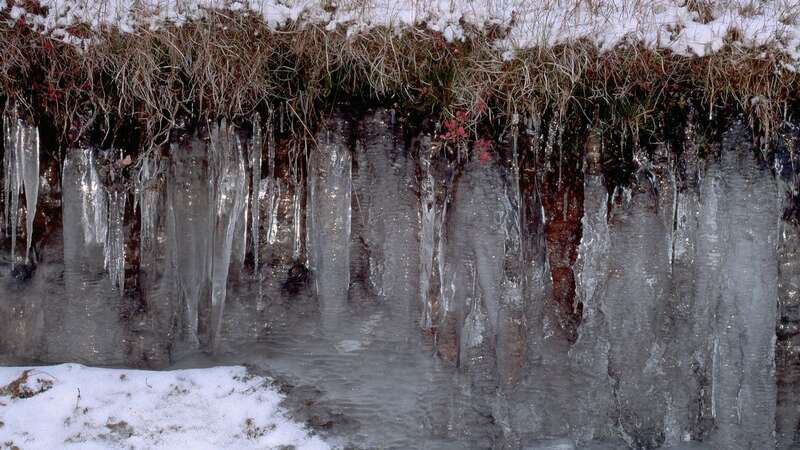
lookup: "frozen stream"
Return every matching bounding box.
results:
[1,108,799,449]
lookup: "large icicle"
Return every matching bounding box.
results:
[168,137,211,343]
[20,120,39,263]
[60,147,124,362]
[419,136,437,329]
[439,144,507,368]
[80,150,108,246]
[691,121,778,449]
[353,109,419,316]
[136,154,163,265]
[292,180,304,261]
[2,112,19,262]
[2,111,40,267]
[602,156,672,447]
[105,187,126,292]
[308,113,352,330]
[250,114,263,272]
[568,129,614,442]
[207,119,248,352]
[497,115,527,385]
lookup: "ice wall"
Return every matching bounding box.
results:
[0,108,796,448]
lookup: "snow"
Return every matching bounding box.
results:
[3,1,800,65]
[0,364,330,450]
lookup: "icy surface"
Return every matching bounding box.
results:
[0,364,328,449]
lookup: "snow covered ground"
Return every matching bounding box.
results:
[0,364,329,449]
[1,0,799,65]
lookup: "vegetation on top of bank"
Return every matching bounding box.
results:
[0,0,798,152]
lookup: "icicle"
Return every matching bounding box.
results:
[2,112,19,265]
[436,170,454,324]
[262,179,279,244]
[167,137,211,344]
[250,113,263,272]
[105,187,126,292]
[267,114,276,180]
[137,155,162,258]
[2,114,9,239]
[419,136,436,329]
[233,182,249,268]
[80,150,108,246]
[308,115,352,329]
[2,111,40,267]
[20,121,39,263]
[505,113,523,265]
[292,180,303,260]
[207,119,248,351]
[496,114,528,385]
[574,128,608,313]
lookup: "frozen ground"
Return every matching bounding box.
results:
[0,364,329,450]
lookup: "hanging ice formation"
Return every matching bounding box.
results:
[250,113,263,272]
[258,113,282,253]
[2,109,40,268]
[61,147,128,292]
[168,135,211,343]
[136,154,164,265]
[105,184,126,293]
[308,115,352,329]
[207,119,248,351]
[419,136,437,329]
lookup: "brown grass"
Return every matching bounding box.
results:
[0,2,797,145]
[0,370,54,399]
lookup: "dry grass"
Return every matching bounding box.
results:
[0,370,54,399]
[0,1,798,145]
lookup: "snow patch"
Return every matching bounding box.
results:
[0,364,329,449]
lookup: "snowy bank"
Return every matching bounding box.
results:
[0,364,329,450]
[1,0,800,64]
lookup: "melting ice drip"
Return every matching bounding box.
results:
[2,111,40,269]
